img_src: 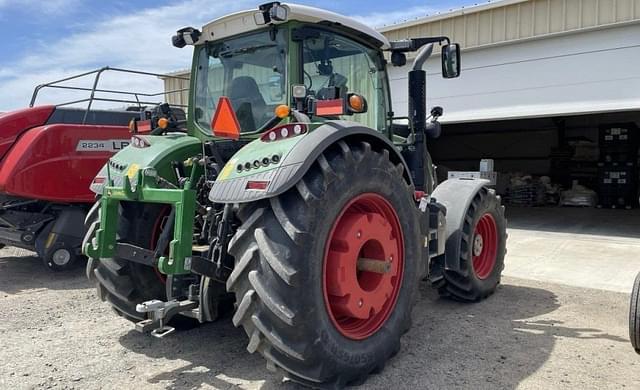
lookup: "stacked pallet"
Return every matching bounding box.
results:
[596,123,639,209]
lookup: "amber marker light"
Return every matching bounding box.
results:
[128,119,137,133]
[348,94,365,113]
[275,104,290,118]
[157,117,169,129]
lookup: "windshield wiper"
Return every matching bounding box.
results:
[218,43,277,58]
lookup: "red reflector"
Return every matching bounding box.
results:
[211,96,241,140]
[316,99,344,116]
[246,180,270,190]
[137,120,152,132]
[93,177,106,184]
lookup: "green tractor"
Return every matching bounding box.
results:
[83,2,507,387]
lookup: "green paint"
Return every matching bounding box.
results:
[83,134,205,275]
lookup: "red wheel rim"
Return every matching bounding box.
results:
[149,206,171,283]
[472,213,498,280]
[323,193,404,340]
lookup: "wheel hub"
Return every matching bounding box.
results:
[323,193,404,340]
[52,248,71,266]
[472,213,498,280]
[473,233,484,257]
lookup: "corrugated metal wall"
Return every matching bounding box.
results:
[163,0,640,107]
[161,73,190,107]
[381,0,640,52]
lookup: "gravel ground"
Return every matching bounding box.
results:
[1,247,638,390]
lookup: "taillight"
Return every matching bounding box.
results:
[245,180,270,190]
[137,120,152,133]
[92,177,106,185]
[261,123,307,142]
[131,135,150,148]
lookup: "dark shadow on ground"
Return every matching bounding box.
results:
[0,248,89,294]
[119,316,296,389]
[116,280,629,389]
[506,206,640,239]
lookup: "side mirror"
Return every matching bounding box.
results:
[441,43,460,78]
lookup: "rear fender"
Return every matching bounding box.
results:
[430,178,489,272]
[209,120,413,203]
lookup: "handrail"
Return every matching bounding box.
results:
[29,66,190,124]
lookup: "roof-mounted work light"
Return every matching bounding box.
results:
[172,27,201,48]
[254,2,289,25]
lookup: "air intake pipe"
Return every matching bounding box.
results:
[408,43,433,135]
[406,43,433,192]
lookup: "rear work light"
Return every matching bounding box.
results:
[131,135,150,148]
[261,123,307,142]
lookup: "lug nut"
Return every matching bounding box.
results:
[358,299,363,307]
[253,160,261,168]
[244,162,252,170]
[261,157,270,167]
[271,154,281,163]
[237,164,244,172]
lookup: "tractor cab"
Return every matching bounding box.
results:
[176,2,458,143]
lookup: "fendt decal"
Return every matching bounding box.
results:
[76,139,130,152]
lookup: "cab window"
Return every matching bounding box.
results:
[301,29,388,131]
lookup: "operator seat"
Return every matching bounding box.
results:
[229,76,267,131]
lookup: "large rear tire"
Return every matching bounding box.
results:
[88,202,168,322]
[430,186,507,301]
[630,271,640,354]
[226,140,421,387]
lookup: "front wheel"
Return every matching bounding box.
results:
[430,185,507,301]
[43,247,80,272]
[87,202,168,322]
[630,271,640,354]
[226,140,422,387]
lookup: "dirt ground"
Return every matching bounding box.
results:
[1,247,638,390]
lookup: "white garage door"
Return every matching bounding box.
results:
[388,22,640,123]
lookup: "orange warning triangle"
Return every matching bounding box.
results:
[211,96,241,140]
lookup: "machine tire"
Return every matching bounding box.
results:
[226,140,422,387]
[431,187,506,301]
[88,202,168,322]
[42,247,80,272]
[630,271,640,354]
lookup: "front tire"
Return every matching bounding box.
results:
[226,140,421,387]
[430,186,507,301]
[88,203,168,322]
[630,271,640,354]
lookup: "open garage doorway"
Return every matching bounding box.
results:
[431,111,640,292]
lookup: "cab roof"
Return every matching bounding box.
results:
[200,3,390,49]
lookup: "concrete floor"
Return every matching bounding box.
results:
[504,206,640,293]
